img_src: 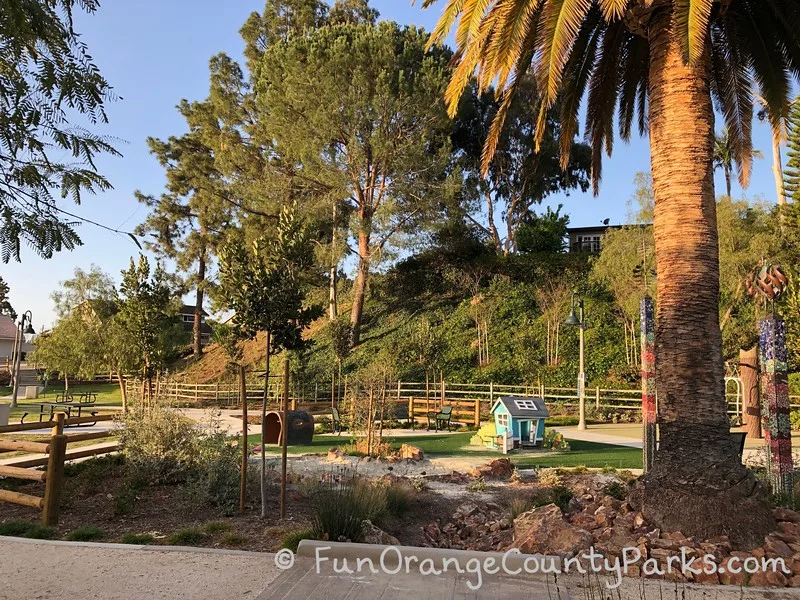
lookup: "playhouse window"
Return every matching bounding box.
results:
[497,414,509,428]
[514,399,538,410]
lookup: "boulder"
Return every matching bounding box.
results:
[470,458,514,480]
[399,444,424,461]
[514,504,593,557]
[362,520,400,546]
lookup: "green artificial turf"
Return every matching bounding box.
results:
[245,431,643,470]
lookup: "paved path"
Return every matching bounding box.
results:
[0,537,281,600]
[2,537,795,600]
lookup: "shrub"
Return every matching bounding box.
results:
[0,519,36,536]
[21,525,55,540]
[113,474,147,516]
[550,485,574,512]
[308,474,388,543]
[222,533,248,547]
[118,402,198,484]
[282,528,314,552]
[120,533,155,545]
[186,418,240,513]
[66,526,105,541]
[385,482,414,516]
[508,496,535,519]
[791,410,800,431]
[466,477,488,492]
[602,481,627,501]
[536,469,563,487]
[203,521,232,534]
[167,528,206,546]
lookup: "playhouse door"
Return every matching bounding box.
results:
[519,421,530,444]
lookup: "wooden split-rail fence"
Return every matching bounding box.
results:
[0,413,118,525]
[132,377,795,425]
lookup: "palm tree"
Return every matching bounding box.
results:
[422,0,800,546]
[713,128,763,197]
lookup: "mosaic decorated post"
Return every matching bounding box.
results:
[759,315,793,497]
[640,295,656,473]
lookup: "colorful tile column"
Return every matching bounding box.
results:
[640,296,656,473]
[759,315,793,497]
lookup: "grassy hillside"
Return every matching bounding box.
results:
[178,238,645,391]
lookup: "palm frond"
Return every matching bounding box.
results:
[585,20,627,194]
[425,0,467,49]
[558,6,604,168]
[456,0,492,49]
[597,0,629,23]
[534,0,593,145]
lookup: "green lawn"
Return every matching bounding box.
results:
[245,432,643,470]
[5,383,122,422]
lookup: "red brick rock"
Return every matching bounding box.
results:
[748,570,788,587]
[719,557,747,586]
[765,539,794,558]
[775,508,800,523]
[693,570,720,585]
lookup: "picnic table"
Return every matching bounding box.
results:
[20,400,99,426]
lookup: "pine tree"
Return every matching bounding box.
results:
[136,100,232,358]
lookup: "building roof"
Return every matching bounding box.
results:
[491,396,550,419]
[566,225,624,234]
[0,315,17,340]
[180,304,209,316]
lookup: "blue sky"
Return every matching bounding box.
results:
[2,0,781,330]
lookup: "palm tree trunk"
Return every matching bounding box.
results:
[724,167,732,198]
[635,6,772,548]
[772,132,786,206]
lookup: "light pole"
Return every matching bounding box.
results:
[11,311,35,408]
[565,293,587,431]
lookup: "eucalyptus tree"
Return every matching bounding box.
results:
[452,77,591,254]
[424,0,800,544]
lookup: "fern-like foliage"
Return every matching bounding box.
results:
[0,0,120,261]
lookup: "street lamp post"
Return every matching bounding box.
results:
[11,311,35,408]
[565,294,587,431]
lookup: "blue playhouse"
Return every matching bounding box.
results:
[491,396,550,449]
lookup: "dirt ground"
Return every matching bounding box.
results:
[0,452,574,551]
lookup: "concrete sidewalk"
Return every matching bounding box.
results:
[0,536,281,600]
[2,536,795,600]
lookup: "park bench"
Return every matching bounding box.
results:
[427,405,453,432]
[331,406,345,435]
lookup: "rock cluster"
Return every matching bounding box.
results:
[422,493,800,587]
[422,501,514,552]
[517,495,800,587]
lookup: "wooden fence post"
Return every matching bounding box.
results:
[474,398,480,427]
[280,357,290,520]
[194,383,199,403]
[239,365,248,515]
[489,381,494,404]
[42,413,67,526]
[595,386,601,409]
[408,396,414,430]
